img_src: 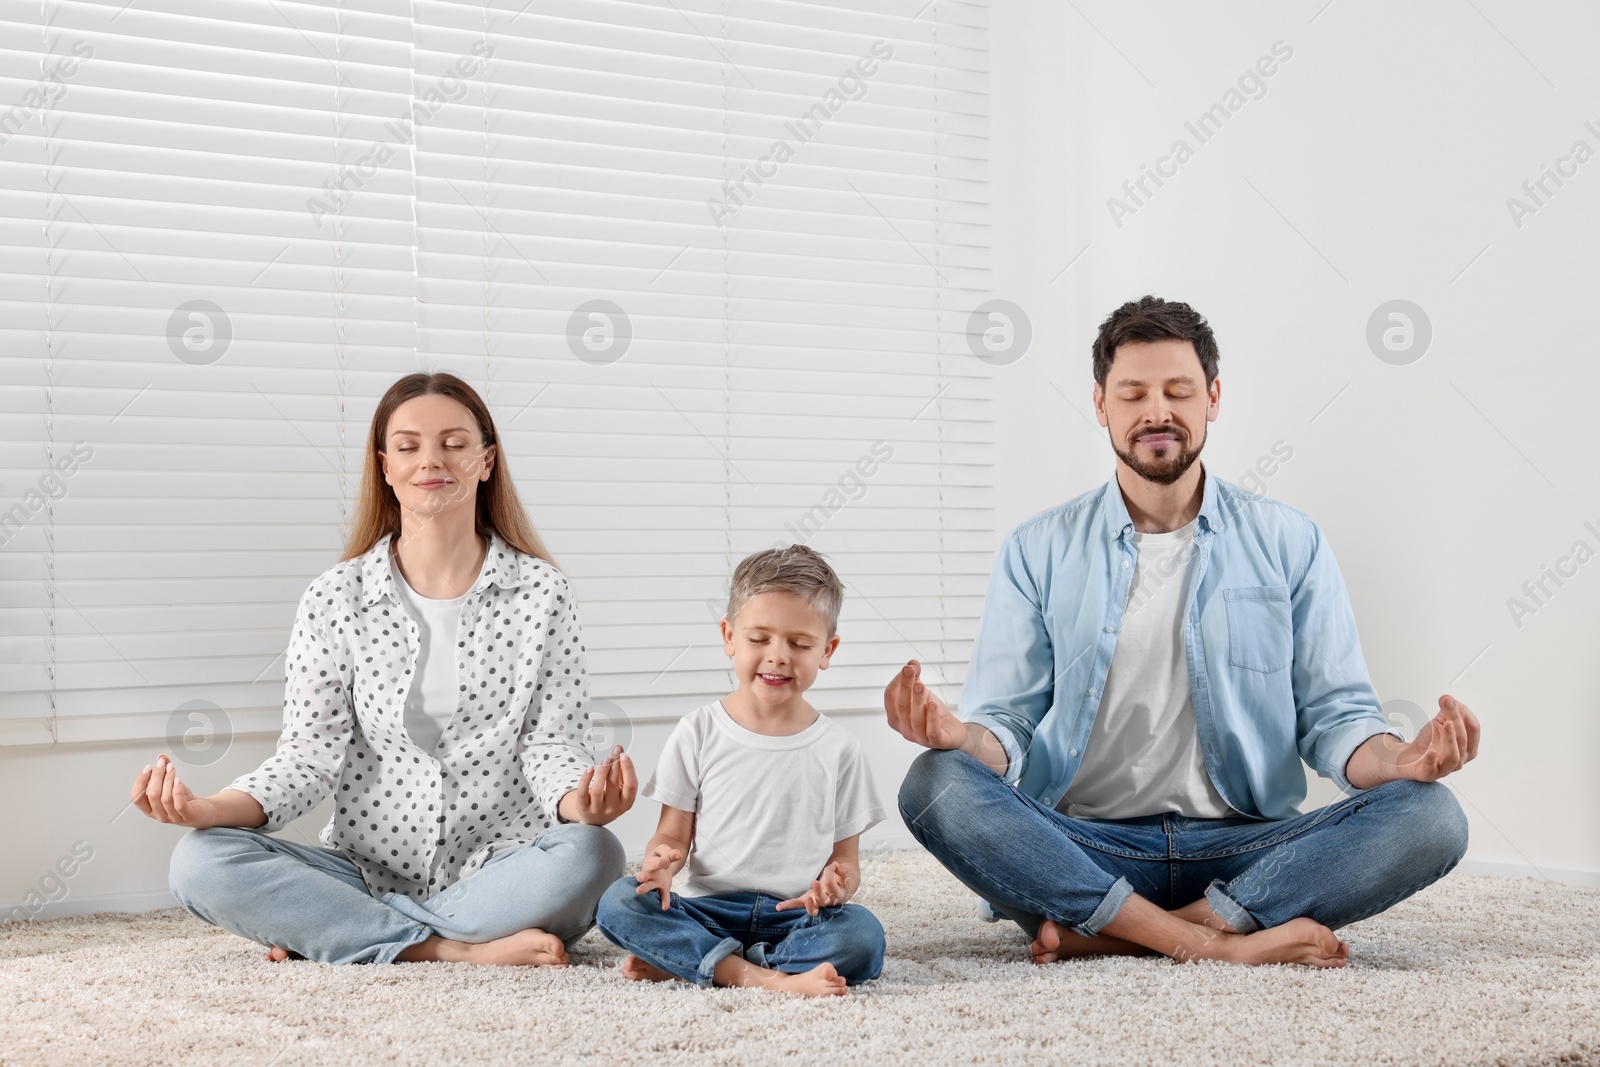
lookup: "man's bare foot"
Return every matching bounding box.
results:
[1031,918,1154,962]
[396,927,568,966]
[1217,917,1348,968]
[620,954,678,982]
[262,946,304,963]
[766,962,848,997]
[1169,897,1238,933]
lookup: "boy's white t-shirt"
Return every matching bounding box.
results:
[644,700,886,901]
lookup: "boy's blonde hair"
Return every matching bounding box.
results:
[725,545,844,636]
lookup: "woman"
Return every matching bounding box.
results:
[136,372,634,965]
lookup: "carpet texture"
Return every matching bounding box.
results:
[2,849,1596,1066]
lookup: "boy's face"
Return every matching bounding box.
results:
[720,591,840,707]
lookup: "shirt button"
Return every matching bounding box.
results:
[1104,625,1114,633]
[1121,560,1129,568]
[1043,796,1054,806]
[1070,748,1079,757]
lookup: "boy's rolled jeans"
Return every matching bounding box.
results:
[597,877,885,986]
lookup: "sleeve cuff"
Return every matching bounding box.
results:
[962,714,1027,785]
[1322,721,1407,795]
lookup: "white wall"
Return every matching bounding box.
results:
[6,0,1598,922]
[981,0,1599,882]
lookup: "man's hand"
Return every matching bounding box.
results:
[884,660,966,750]
[633,843,683,910]
[1347,694,1482,790]
[1395,695,1481,782]
[558,746,638,825]
[775,861,851,917]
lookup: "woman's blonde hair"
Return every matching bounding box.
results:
[340,372,556,567]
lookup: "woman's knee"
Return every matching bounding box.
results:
[545,823,627,891]
[167,826,265,906]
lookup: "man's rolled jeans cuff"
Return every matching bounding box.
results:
[696,935,745,986]
[1072,875,1134,938]
[1203,880,1262,934]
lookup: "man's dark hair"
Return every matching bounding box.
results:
[1092,296,1220,390]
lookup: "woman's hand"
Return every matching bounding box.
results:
[557,746,638,826]
[130,755,266,829]
[131,754,221,829]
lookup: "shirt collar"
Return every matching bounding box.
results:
[361,530,522,608]
[1101,461,1226,541]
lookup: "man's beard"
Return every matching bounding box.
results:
[1111,426,1204,486]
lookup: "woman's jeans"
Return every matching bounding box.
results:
[168,823,626,965]
[900,749,1469,939]
[596,879,886,987]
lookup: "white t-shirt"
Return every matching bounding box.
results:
[644,700,886,900]
[1061,515,1243,820]
[391,564,471,754]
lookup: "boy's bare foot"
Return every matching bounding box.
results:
[262,946,304,963]
[711,953,848,996]
[620,954,679,982]
[396,927,569,966]
[767,962,848,997]
[1031,919,1154,963]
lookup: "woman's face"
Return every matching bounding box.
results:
[379,394,495,524]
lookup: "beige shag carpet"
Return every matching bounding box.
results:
[2,849,1597,1067]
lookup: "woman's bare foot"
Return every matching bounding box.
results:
[396,928,568,966]
[262,946,304,963]
[620,954,679,982]
[1031,919,1154,963]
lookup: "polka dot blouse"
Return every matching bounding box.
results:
[227,531,595,902]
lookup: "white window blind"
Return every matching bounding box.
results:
[1,0,994,745]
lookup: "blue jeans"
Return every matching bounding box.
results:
[595,878,886,987]
[900,748,1468,938]
[168,823,625,964]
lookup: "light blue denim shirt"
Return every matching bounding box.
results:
[960,464,1404,821]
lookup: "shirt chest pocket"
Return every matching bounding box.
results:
[1223,584,1292,673]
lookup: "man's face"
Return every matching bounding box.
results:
[1094,338,1219,486]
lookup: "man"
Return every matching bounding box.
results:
[888,295,1477,968]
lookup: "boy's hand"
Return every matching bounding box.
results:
[558,746,637,825]
[775,861,851,917]
[634,844,683,910]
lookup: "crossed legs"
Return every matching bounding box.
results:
[900,749,1468,968]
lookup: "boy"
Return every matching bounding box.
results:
[596,545,886,997]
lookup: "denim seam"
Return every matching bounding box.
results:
[1178,795,1365,861]
[372,921,435,965]
[695,936,745,987]
[1003,783,1165,862]
[908,814,1126,935]
[1203,881,1261,935]
[1073,876,1134,938]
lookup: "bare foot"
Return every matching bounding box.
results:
[1031,919,1154,963]
[620,954,678,982]
[1210,917,1349,969]
[396,927,569,966]
[768,962,848,997]
[262,946,304,963]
